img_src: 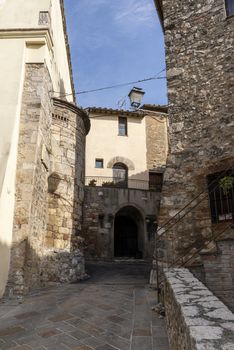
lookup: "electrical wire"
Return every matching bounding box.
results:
[52,69,166,98]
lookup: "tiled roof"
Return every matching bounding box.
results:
[86,105,168,116]
[141,104,168,113]
[86,107,143,117]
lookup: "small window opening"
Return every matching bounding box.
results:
[99,214,105,228]
[118,117,127,136]
[149,172,163,191]
[95,159,104,168]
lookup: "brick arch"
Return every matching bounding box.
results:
[107,156,135,170]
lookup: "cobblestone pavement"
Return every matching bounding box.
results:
[0,262,170,350]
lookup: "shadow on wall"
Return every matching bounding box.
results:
[59,77,66,98]
[0,240,11,298]
[3,237,86,298]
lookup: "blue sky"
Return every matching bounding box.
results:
[64,0,167,109]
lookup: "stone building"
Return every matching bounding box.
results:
[0,0,90,298]
[83,105,168,261]
[154,0,234,310]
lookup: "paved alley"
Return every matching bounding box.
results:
[0,262,169,350]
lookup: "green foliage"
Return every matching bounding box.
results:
[219,176,234,195]
[88,179,97,186]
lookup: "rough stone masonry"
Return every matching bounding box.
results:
[6,63,90,296]
[155,0,234,308]
[164,268,234,350]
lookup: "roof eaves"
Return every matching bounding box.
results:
[86,107,143,117]
[59,0,76,102]
[141,104,168,113]
[154,0,164,31]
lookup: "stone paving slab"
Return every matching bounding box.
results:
[0,262,170,350]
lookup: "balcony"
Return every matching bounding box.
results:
[85,176,162,191]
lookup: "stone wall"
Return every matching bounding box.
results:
[164,268,234,350]
[7,63,90,295]
[83,186,160,260]
[157,0,234,267]
[145,113,168,171]
[201,239,234,312]
[8,63,53,294]
[41,98,89,285]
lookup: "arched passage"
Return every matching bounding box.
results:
[114,206,144,258]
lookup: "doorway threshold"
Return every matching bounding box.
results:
[114,258,148,264]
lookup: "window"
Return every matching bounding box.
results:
[207,171,234,224]
[118,117,127,136]
[113,163,128,187]
[98,214,105,228]
[149,172,163,191]
[225,0,234,17]
[39,11,50,25]
[95,158,103,168]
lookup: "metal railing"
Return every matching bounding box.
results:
[154,167,234,292]
[85,176,146,190]
[85,176,161,191]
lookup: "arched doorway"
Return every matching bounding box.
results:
[114,206,143,258]
[113,163,128,187]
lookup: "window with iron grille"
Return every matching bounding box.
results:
[118,117,127,136]
[39,11,50,25]
[207,171,234,224]
[149,172,163,191]
[225,0,234,17]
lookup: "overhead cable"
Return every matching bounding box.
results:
[52,68,166,98]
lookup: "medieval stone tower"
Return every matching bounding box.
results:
[0,0,90,297]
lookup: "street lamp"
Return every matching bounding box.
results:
[128,87,145,108]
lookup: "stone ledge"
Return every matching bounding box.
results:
[164,268,234,350]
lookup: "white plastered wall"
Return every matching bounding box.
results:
[0,0,74,102]
[86,114,148,181]
[0,40,25,297]
[0,0,50,29]
[50,0,74,100]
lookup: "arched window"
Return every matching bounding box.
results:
[113,163,128,187]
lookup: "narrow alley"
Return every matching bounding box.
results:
[0,263,169,350]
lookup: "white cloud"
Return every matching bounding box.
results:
[67,0,157,50]
[114,0,156,29]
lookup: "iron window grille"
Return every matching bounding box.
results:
[149,172,164,191]
[207,171,234,224]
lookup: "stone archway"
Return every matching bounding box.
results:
[107,156,135,170]
[114,206,144,259]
